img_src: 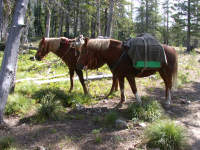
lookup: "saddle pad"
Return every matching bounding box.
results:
[126,33,167,69]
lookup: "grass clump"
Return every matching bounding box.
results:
[5,94,36,116]
[104,111,118,127]
[36,93,64,122]
[126,97,163,122]
[145,120,188,150]
[0,136,15,150]
[92,128,102,144]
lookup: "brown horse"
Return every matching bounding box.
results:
[76,37,178,105]
[34,37,88,95]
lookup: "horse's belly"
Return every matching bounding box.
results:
[135,69,157,77]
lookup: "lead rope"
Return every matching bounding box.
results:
[85,68,89,93]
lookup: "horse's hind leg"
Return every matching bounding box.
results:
[105,75,118,98]
[68,68,75,93]
[118,76,126,103]
[114,78,118,91]
[75,69,88,95]
[126,75,142,103]
[159,70,172,105]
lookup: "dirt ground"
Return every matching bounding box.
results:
[1,84,200,150]
[1,51,200,150]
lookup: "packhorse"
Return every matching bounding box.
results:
[76,34,178,105]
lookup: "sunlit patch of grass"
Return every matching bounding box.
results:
[92,128,102,144]
[145,120,188,150]
[178,72,191,87]
[0,136,15,150]
[126,96,163,122]
[5,94,36,116]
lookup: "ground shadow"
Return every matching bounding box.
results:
[144,81,200,119]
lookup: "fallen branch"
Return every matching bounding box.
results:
[34,74,113,84]
[15,73,68,83]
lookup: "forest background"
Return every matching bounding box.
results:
[1,0,200,52]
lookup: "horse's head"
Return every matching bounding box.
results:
[35,37,49,61]
[76,38,90,70]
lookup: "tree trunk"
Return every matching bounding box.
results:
[73,1,79,37]
[96,0,101,36]
[57,10,64,37]
[145,0,149,32]
[91,17,96,38]
[106,0,114,37]
[65,5,70,37]
[0,0,3,41]
[45,6,51,37]
[104,7,108,36]
[187,0,191,52]
[0,0,28,124]
[166,0,169,45]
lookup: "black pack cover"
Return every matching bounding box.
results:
[125,33,167,68]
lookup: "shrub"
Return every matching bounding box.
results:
[104,111,118,127]
[145,120,188,150]
[126,97,163,122]
[0,136,15,150]
[36,93,64,121]
[5,94,36,116]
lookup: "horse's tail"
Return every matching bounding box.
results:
[172,48,178,90]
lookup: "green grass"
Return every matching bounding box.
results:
[0,136,15,150]
[145,120,188,150]
[126,96,163,122]
[92,128,102,144]
[34,92,65,122]
[5,94,36,116]
[104,111,118,127]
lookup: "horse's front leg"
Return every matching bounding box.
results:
[69,68,75,93]
[126,75,142,103]
[118,76,126,103]
[105,75,118,98]
[75,69,88,95]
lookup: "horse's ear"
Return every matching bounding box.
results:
[42,37,45,44]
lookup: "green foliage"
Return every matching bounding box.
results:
[145,120,188,150]
[0,136,15,150]
[35,93,64,122]
[178,72,191,87]
[92,128,102,144]
[126,97,163,122]
[5,94,36,116]
[104,111,118,127]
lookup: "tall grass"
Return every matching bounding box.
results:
[126,96,163,122]
[0,136,15,150]
[145,120,188,150]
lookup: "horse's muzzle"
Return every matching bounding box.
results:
[76,63,84,70]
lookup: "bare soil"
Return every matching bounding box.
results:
[1,50,200,150]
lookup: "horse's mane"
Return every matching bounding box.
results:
[87,39,110,51]
[85,39,122,69]
[40,37,67,52]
